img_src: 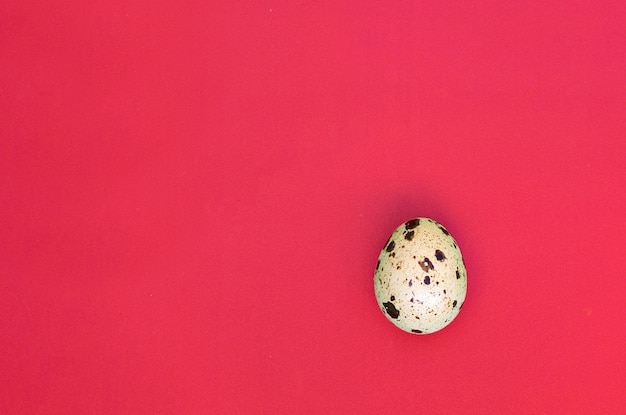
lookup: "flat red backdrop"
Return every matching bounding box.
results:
[1,1,625,413]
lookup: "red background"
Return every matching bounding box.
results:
[1,1,625,413]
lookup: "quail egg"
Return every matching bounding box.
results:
[374,218,467,334]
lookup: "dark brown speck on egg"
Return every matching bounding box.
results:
[418,257,434,272]
[383,302,400,319]
[435,249,446,261]
[405,219,420,229]
[386,240,395,252]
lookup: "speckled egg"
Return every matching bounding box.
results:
[374,218,467,334]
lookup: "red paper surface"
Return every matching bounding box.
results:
[1,1,625,413]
